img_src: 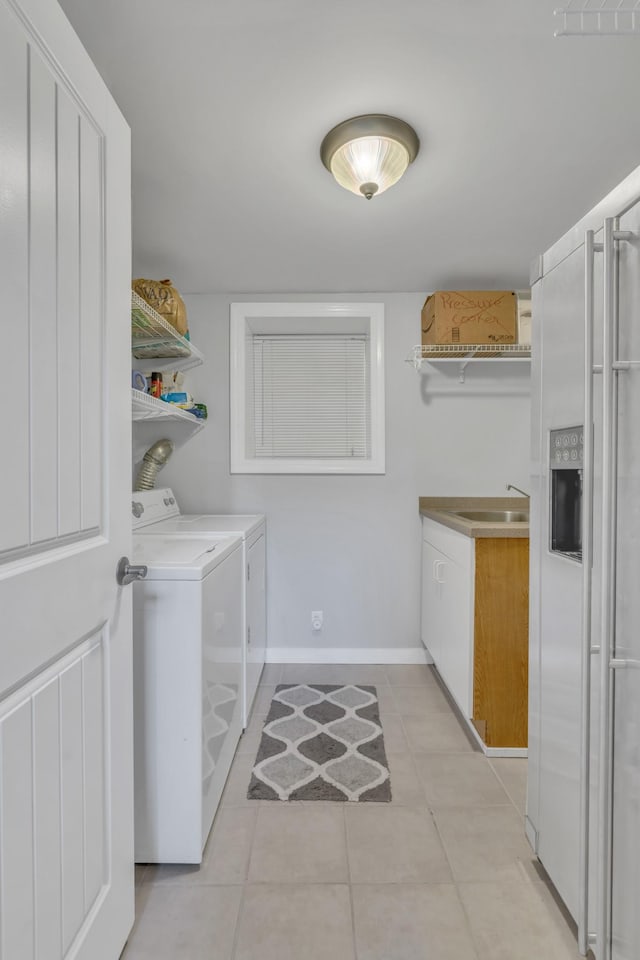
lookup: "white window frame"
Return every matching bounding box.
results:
[230,302,385,474]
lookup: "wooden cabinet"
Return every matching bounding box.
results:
[473,538,529,749]
[421,517,529,754]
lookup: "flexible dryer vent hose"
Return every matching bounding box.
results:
[134,439,174,490]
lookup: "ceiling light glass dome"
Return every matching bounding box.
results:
[320,115,420,200]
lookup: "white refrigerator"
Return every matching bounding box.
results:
[528,163,640,960]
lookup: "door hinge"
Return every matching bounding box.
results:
[247,626,251,645]
[247,564,250,581]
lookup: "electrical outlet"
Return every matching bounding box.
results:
[311,610,323,631]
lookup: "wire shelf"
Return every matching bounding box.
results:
[131,389,205,464]
[554,1,640,36]
[131,292,204,371]
[407,343,531,382]
[408,343,531,363]
[131,389,201,423]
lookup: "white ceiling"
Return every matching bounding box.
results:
[59,0,640,294]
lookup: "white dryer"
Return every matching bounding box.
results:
[131,488,266,727]
[132,491,244,863]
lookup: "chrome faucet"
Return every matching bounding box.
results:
[506,483,529,497]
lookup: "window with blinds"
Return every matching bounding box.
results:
[230,302,385,474]
[252,336,370,459]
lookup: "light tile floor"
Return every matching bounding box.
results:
[124,664,582,960]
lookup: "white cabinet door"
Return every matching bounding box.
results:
[245,533,266,725]
[421,538,445,666]
[421,521,474,718]
[0,1,133,957]
[437,549,473,718]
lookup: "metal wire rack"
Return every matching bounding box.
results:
[407,343,531,381]
[408,342,531,381]
[131,389,200,423]
[131,389,205,464]
[131,292,204,371]
[554,0,640,36]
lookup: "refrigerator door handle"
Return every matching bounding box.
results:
[595,219,634,960]
[578,228,599,955]
[596,216,617,960]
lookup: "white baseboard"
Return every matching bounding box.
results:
[264,647,430,665]
[484,746,528,758]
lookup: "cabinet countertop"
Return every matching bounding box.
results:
[419,497,530,540]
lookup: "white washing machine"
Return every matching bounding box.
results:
[131,488,266,727]
[132,491,244,864]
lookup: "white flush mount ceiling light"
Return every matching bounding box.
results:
[320,114,420,200]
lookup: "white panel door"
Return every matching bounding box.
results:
[0,1,132,958]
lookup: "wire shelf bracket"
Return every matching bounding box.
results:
[554,1,640,36]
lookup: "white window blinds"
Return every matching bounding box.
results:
[252,335,370,459]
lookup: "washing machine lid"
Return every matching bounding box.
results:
[131,534,241,580]
[143,514,264,538]
[132,489,264,538]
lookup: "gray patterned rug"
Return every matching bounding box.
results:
[247,684,391,801]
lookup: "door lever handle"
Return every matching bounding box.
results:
[116,556,148,586]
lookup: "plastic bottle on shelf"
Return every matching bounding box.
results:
[149,372,162,398]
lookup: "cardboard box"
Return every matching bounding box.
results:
[421,290,517,354]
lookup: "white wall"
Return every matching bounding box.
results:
[155,292,531,661]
